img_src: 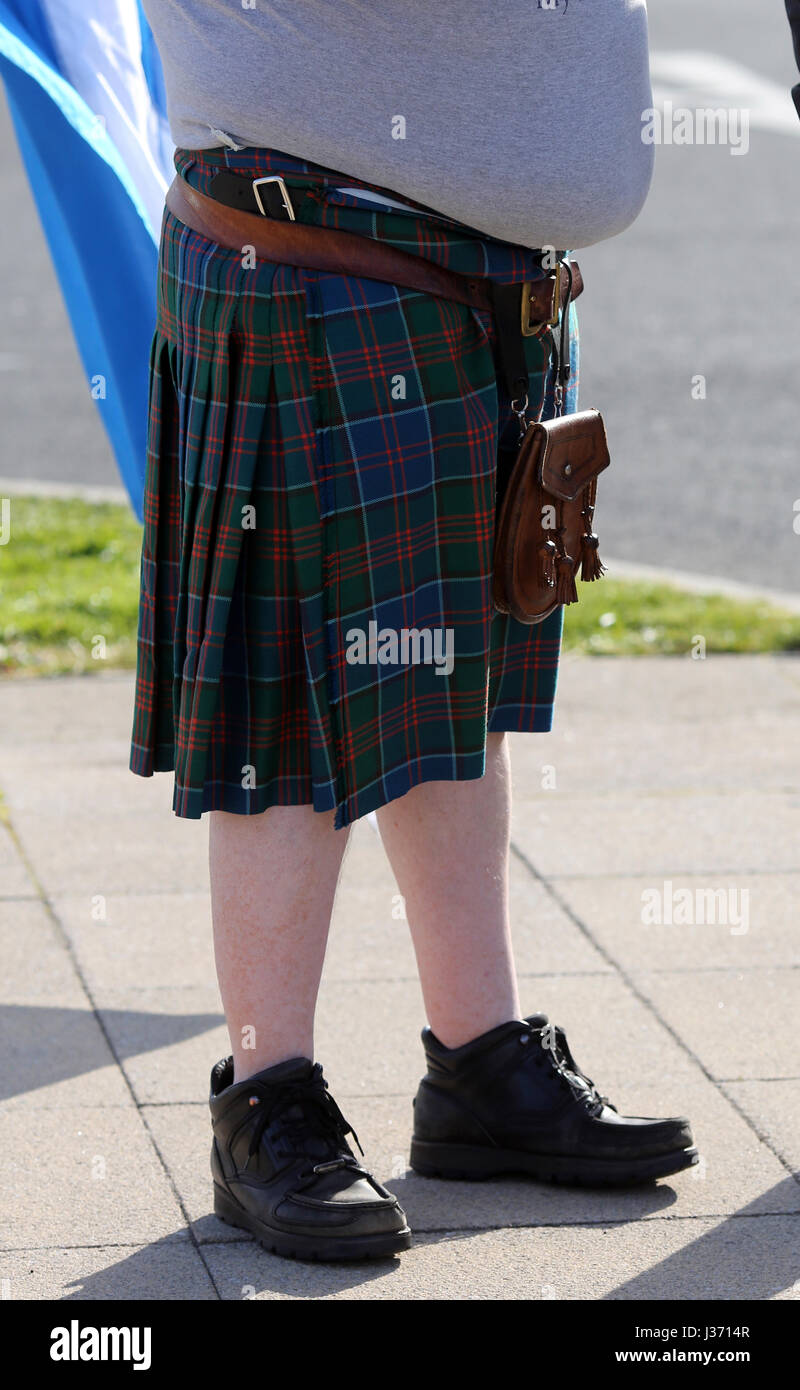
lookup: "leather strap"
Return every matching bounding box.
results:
[488,281,533,402]
[165,175,582,330]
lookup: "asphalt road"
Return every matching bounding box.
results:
[1,0,799,590]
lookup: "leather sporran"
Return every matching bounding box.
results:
[493,407,611,625]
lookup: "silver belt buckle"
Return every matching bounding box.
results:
[251,175,296,221]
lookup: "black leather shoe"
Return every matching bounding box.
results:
[409,1013,698,1186]
[210,1055,411,1260]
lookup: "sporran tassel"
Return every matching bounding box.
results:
[553,500,578,605]
[579,482,605,582]
[580,532,605,582]
[555,554,579,606]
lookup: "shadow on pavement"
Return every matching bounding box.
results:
[60,1230,407,1300]
[0,1003,223,1101]
[603,1183,800,1300]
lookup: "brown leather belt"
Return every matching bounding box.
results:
[163,173,580,400]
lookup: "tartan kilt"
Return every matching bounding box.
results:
[129,145,580,829]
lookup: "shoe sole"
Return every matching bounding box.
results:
[213,1184,412,1262]
[409,1140,700,1187]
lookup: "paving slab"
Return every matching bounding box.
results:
[0,1242,217,1300]
[9,809,209,898]
[511,717,800,798]
[202,1214,800,1300]
[0,673,135,746]
[507,850,611,976]
[53,891,216,994]
[722,1081,800,1174]
[0,1106,187,1249]
[510,792,800,878]
[0,999,134,1109]
[633,969,800,1082]
[547,653,800,723]
[1,898,87,1000]
[0,754,171,818]
[89,989,227,1106]
[0,822,36,900]
[550,872,800,972]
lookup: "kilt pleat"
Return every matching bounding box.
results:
[129,145,578,829]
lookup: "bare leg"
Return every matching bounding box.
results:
[375,731,521,1048]
[208,805,349,1083]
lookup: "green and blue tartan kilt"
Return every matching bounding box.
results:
[129,145,580,829]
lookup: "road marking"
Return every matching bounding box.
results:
[650,51,800,138]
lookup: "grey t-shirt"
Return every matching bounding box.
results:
[142,0,654,250]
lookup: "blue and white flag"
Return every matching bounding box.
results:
[0,1,174,518]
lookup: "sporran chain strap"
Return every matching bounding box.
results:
[547,260,605,587]
[546,262,580,604]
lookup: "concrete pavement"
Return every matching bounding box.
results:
[0,654,798,1300]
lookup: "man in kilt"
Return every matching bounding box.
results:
[130,1,697,1260]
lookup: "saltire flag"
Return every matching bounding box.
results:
[0,1,174,518]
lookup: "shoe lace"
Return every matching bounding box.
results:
[244,1064,365,1175]
[523,1022,612,1114]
